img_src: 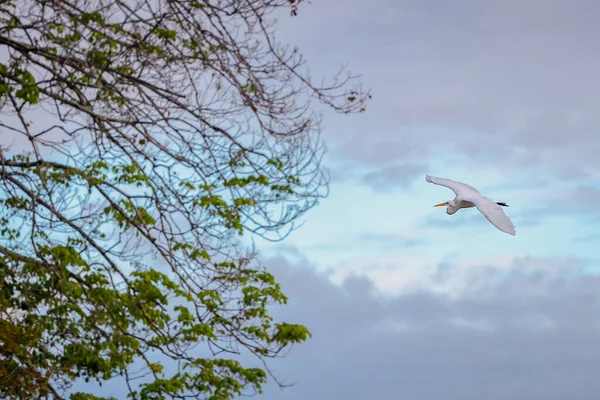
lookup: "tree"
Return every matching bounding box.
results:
[0,0,369,399]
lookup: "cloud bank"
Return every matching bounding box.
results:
[259,254,600,400]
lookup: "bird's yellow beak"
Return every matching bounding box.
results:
[433,202,449,207]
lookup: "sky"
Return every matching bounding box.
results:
[247,1,600,399]
[4,1,600,399]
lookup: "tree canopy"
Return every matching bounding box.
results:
[0,0,369,398]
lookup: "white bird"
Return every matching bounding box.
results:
[425,174,516,236]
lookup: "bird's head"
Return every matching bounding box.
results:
[433,200,454,208]
[434,201,458,215]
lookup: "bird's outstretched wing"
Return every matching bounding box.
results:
[425,174,480,197]
[465,195,516,236]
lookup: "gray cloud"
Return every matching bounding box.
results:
[76,248,599,400]
[552,187,600,213]
[508,186,600,226]
[256,254,600,400]
[360,163,426,191]
[279,0,600,183]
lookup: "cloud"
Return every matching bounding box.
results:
[79,253,598,400]
[256,254,600,400]
[550,186,600,214]
[509,185,600,224]
[421,212,491,229]
[357,232,423,248]
[279,0,600,182]
[360,163,426,191]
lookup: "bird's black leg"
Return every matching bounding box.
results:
[496,202,509,207]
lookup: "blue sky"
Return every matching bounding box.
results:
[244,1,600,398]
[248,0,600,287]
[4,0,600,399]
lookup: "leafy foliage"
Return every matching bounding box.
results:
[0,0,369,398]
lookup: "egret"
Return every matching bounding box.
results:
[425,174,516,236]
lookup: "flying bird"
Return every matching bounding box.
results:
[425,174,516,236]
